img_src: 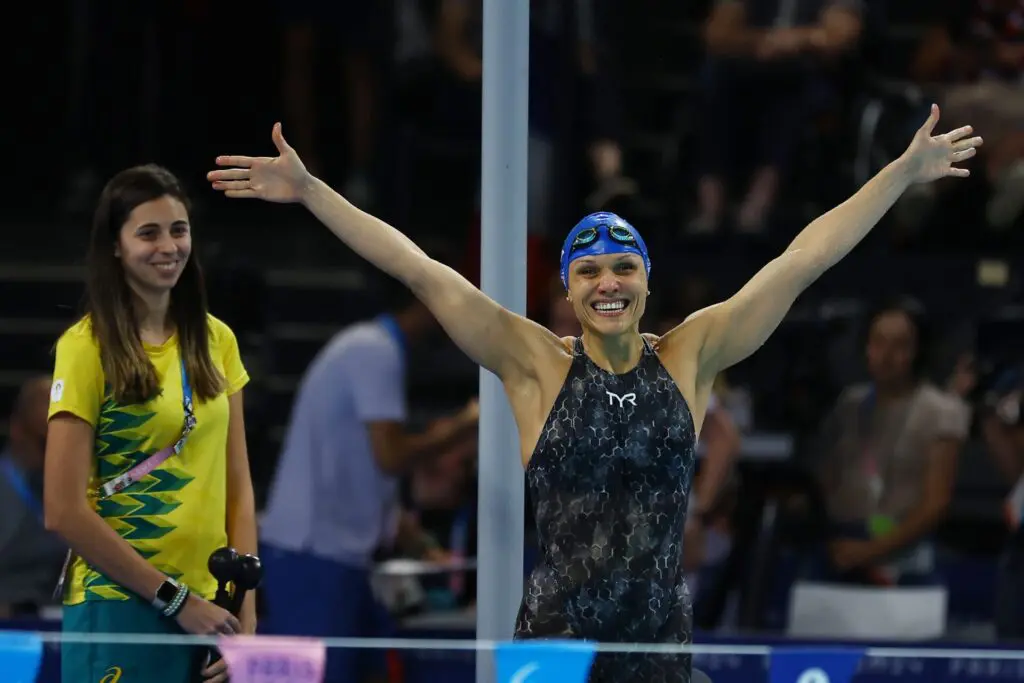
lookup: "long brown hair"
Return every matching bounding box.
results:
[84,164,224,404]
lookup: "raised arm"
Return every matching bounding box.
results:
[673,105,981,379]
[208,124,559,381]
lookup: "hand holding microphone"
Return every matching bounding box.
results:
[195,547,263,682]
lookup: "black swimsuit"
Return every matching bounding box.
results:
[515,336,698,682]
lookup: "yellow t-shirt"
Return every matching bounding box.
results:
[47,314,249,605]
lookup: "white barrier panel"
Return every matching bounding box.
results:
[788,582,947,640]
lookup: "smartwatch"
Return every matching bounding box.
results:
[152,578,182,612]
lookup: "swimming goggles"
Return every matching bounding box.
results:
[569,224,638,253]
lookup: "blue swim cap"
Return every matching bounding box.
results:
[559,212,651,289]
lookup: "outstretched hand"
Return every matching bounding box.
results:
[207,123,312,203]
[900,104,983,184]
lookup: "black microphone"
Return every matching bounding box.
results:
[226,553,263,616]
[208,547,239,610]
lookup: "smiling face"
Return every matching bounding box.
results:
[566,252,648,336]
[114,195,192,297]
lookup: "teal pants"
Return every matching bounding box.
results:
[62,597,203,683]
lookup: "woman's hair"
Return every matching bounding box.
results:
[84,164,224,404]
[864,294,932,378]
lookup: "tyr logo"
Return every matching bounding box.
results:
[606,390,637,408]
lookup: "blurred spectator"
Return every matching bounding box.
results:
[277,2,394,208]
[435,0,636,316]
[691,0,863,234]
[406,426,479,608]
[684,392,742,607]
[975,365,1024,638]
[434,0,633,228]
[257,282,477,683]
[0,376,66,618]
[811,297,969,585]
[908,0,1024,234]
[410,427,477,513]
[691,390,743,531]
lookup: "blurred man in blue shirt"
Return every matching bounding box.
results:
[260,281,477,683]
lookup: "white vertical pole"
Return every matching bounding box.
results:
[476,0,530,681]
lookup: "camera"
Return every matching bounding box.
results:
[973,316,1024,428]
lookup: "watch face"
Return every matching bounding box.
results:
[156,581,178,604]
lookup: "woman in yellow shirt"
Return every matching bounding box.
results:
[44,164,258,683]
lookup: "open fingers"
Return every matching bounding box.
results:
[941,125,974,143]
[207,169,249,182]
[947,167,970,178]
[215,155,274,168]
[952,136,983,152]
[211,180,250,192]
[224,189,259,199]
[951,147,977,162]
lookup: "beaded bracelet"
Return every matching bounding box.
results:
[163,584,190,618]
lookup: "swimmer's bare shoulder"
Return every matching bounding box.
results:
[648,314,717,419]
[487,314,571,391]
[497,327,574,465]
[526,332,573,386]
[651,316,706,358]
